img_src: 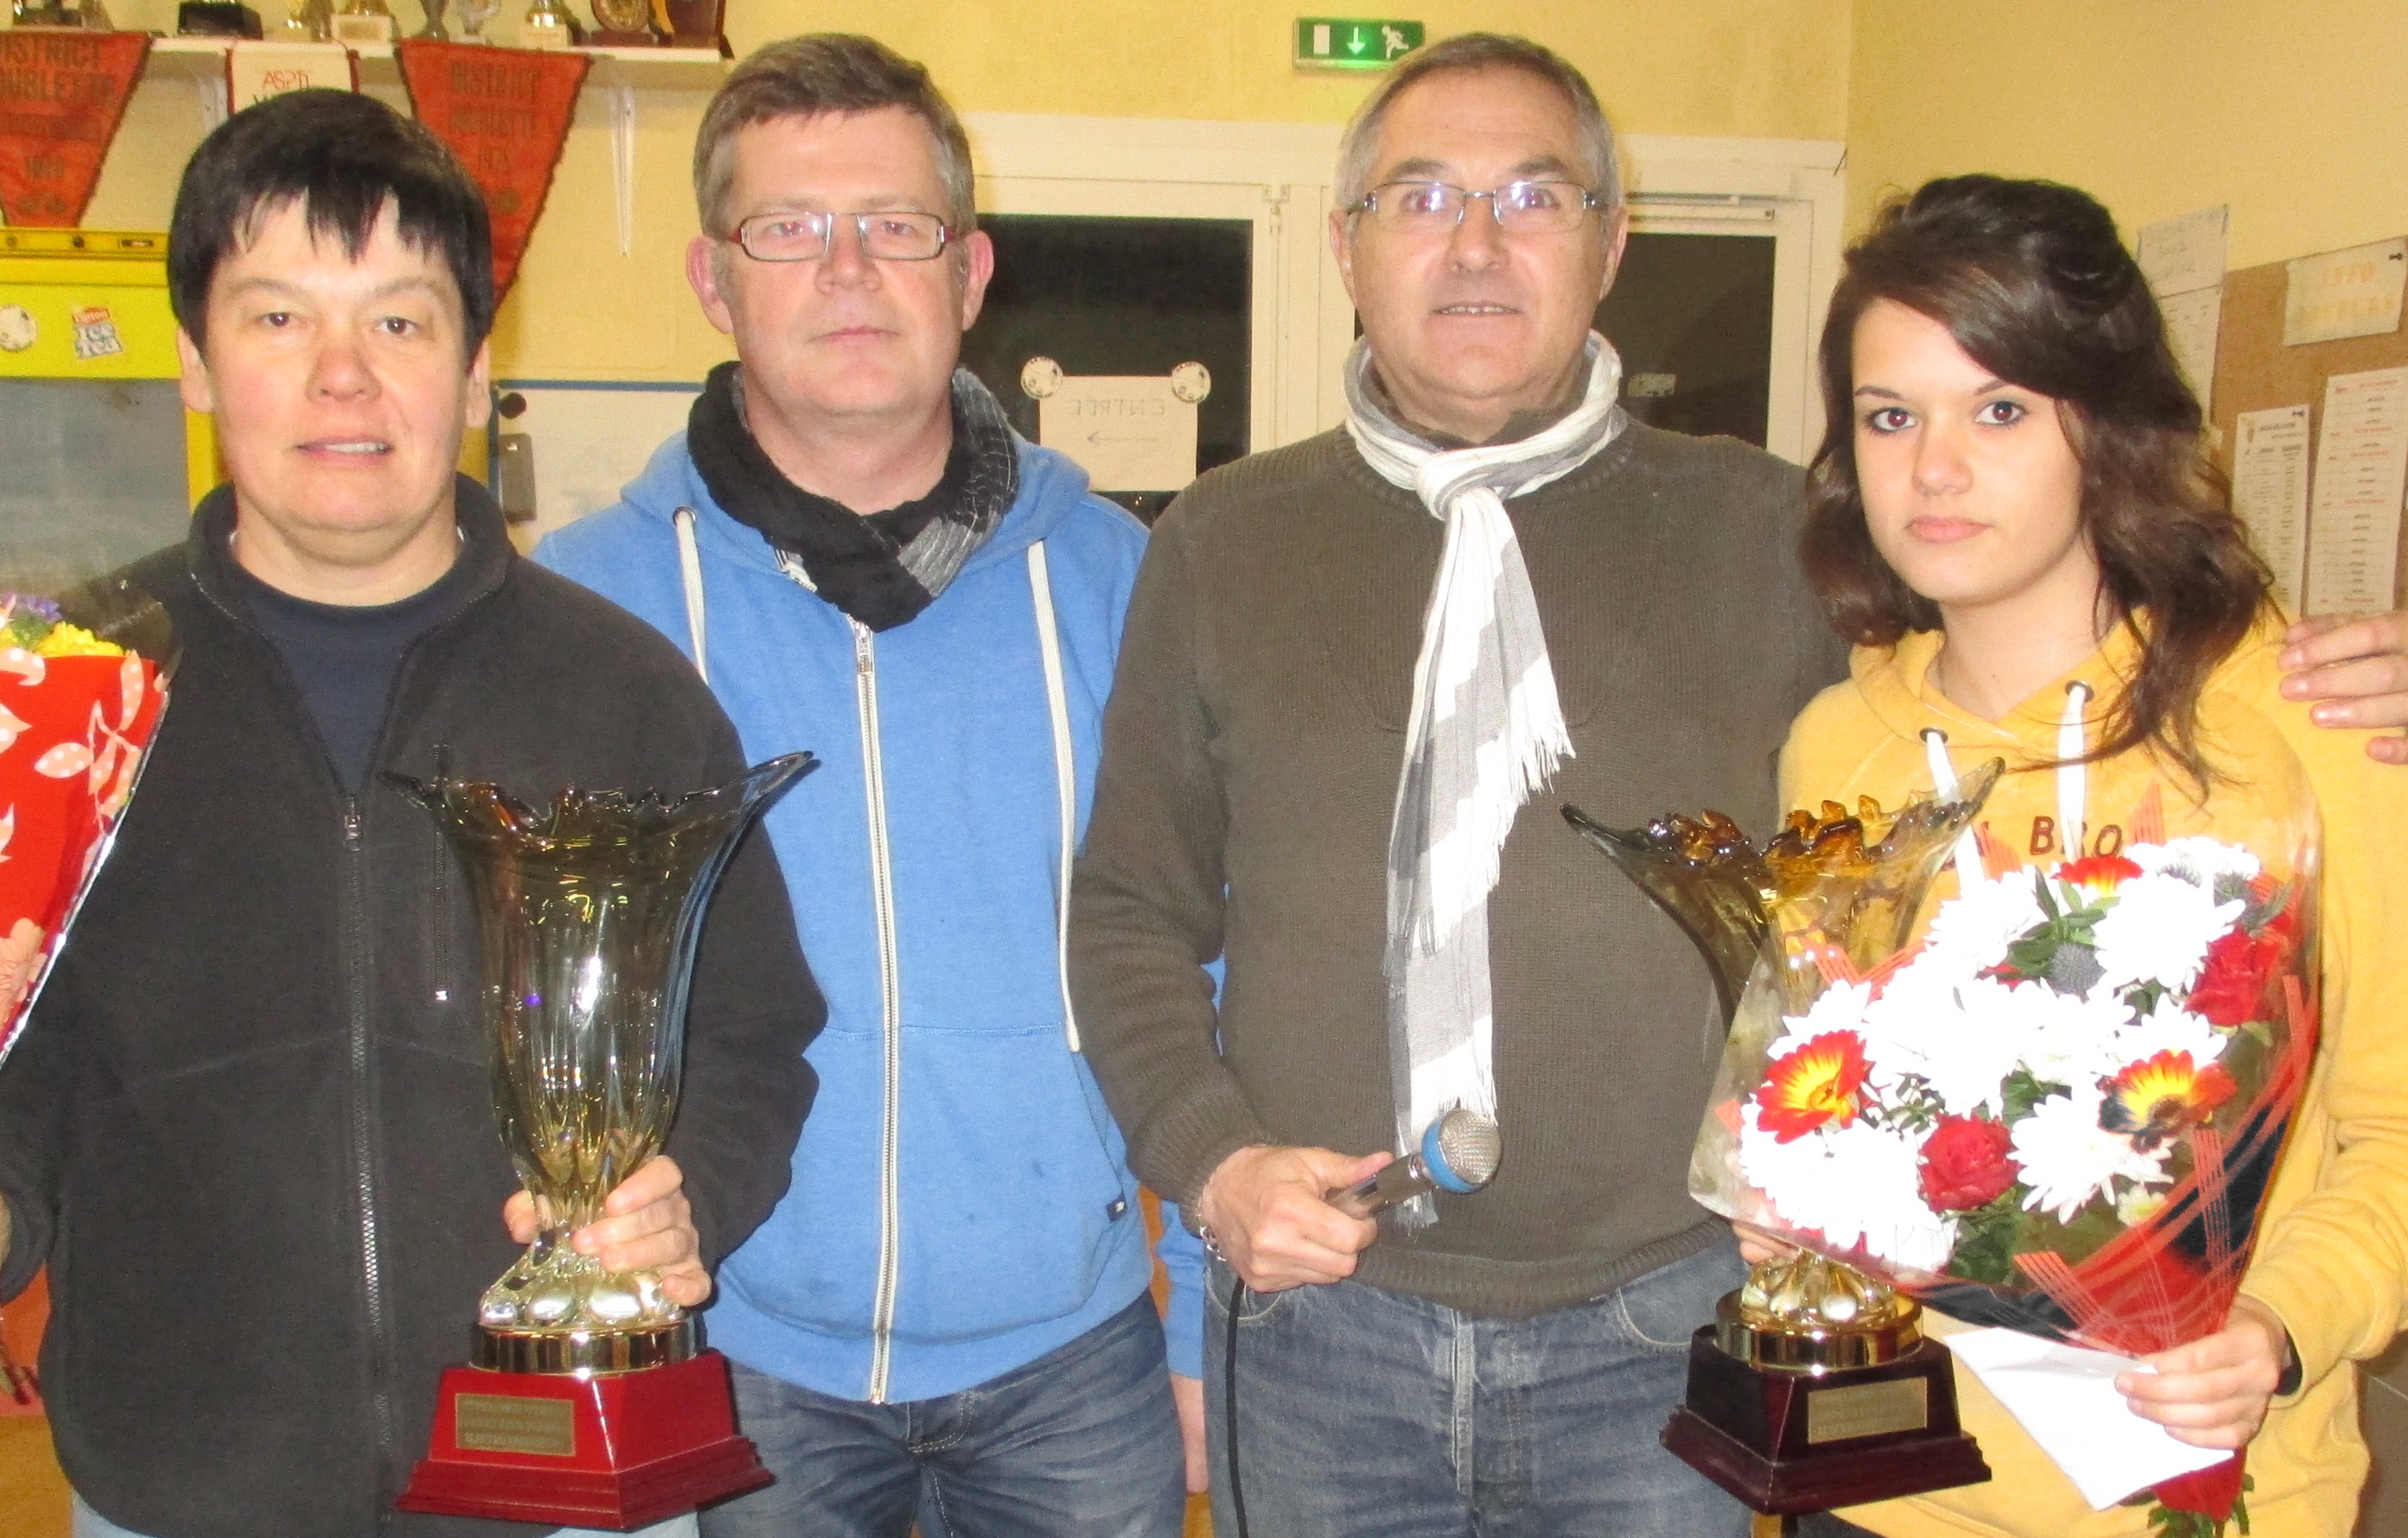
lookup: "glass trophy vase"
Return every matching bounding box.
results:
[396,751,813,1526]
[1565,772,1999,1516]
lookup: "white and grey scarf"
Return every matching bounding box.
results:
[1345,332,1627,1224]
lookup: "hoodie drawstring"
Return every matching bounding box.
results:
[2058,681,2093,864]
[1024,541,1082,1053]
[1921,729,1987,890]
[674,507,710,684]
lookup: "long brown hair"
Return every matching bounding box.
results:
[1801,175,2272,788]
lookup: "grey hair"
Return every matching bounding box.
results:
[692,34,977,239]
[1333,33,1622,218]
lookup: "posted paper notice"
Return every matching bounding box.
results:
[2285,238,2408,345]
[2233,405,2313,614]
[2306,366,2408,614]
[1038,376,1199,492]
[2137,206,2227,297]
[2160,286,2222,413]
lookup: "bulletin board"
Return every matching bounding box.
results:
[2207,253,2408,609]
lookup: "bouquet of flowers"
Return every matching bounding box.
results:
[0,585,174,1066]
[1570,766,2316,1534]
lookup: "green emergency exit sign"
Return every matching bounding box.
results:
[1295,17,1424,69]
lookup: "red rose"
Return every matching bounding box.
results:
[1917,1115,2016,1211]
[2153,1449,2246,1521]
[2189,927,2283,1027]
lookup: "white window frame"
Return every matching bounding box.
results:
[965,115,1844,464]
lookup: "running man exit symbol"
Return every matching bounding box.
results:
[1294,17,1424,69]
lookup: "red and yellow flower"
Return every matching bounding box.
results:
[2099,1049,2238,1152]
[1755,1031,1871,1143]
[2058,853,2143,894]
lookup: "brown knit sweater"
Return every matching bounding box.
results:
[1069,423,1848,1318]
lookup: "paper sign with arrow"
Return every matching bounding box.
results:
[1037,372,1202,492]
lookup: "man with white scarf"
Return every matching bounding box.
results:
[1068,30,2408,1537]
[1071,35,1802,1533]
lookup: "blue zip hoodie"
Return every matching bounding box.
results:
[537,431,1204,1402]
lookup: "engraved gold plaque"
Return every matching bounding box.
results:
[454,1392,576,1457]
[1805,1377,1929,1445]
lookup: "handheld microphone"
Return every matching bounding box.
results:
[1327,1106,1502,1219]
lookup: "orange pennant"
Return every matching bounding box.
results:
[394,40,589,304]
[0,30,151,228]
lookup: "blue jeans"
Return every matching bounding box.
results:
[71,1492,697,1538]
[1204,1240,1751,1538]
[699,1293,1184,1538]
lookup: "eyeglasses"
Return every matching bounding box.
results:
[726,210,953,262]
[1349,180,1603,236]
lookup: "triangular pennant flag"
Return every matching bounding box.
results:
[394,41,590,304]
[0,31,151,229]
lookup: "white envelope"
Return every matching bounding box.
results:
[1948,1327,2234,1509]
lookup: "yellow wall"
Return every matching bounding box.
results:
[1847,0,2408,272]
[21,0,1851,382]
[30,4,2408,373]
[718,0,1850,138]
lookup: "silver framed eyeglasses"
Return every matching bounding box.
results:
[727,209,953,262]
[1349,179,1603,235]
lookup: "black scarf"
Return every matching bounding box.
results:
[687,361,1020,631]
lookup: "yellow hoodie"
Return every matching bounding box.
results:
[1778,622,2408,1538]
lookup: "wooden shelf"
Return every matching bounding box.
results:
[144,32,727,89]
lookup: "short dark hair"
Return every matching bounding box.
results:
[168,89,495,355]
[1801,174,2272,790]
[1335,33,1620,214]
[694,34,976,237]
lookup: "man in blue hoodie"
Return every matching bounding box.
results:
[535,33,1203,1538]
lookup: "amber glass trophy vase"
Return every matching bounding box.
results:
[397,751,814,1529]
[1565,766,2001,1519]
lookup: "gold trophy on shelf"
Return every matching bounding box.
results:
[396,752,813,1527]
[328,0,394,43]
[516,0,579,48]
[585,0,656,45]
[1564,766,2001,1522]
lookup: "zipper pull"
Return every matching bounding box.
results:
[343,800,363,850]
[853,620,874,677]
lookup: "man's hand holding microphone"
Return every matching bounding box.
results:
[1194,1109,1502,1292]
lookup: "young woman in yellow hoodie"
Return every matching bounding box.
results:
[1771,176,2408,1538]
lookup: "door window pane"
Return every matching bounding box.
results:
[1597,231,1776,447]
[961,215,1251,522]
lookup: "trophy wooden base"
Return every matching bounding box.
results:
[585,27,658,44]
[1662,1326,1990,1516]
[398,1348,769,1529]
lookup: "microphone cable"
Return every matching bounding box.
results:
[1224,1270,1253,1538]
[1217,1115,1499,1538]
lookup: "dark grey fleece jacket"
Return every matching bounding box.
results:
[1070,423,1846,1318]
[0,479,823,1537]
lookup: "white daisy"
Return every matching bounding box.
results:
[2089,872,2246,996]
[1864,973,2032,1119]
[1769,978,1874,1057]
[2010,1085,2171,1223]
[1738,1108,1957,1273]
[2013,982,2137,1087]
[1916,871,2047,983]
[2109,1003,2229,1071]
[1855,959,1959,1092]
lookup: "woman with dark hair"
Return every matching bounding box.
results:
[1770,175,2408,1537]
